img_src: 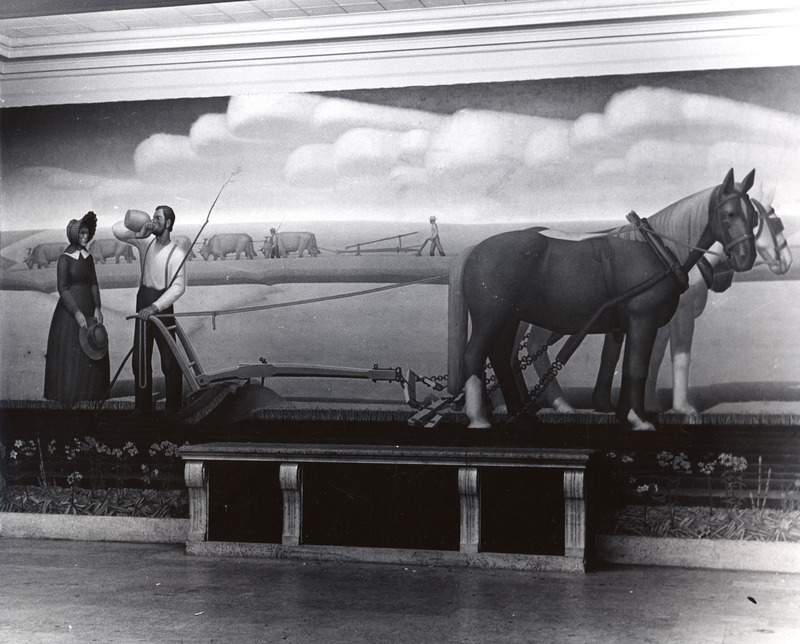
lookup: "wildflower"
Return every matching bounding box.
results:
[636,484,649,494]
[698,461,715,475]
[14,439,23,448]
[67,471,83,485]
[621,454,634,464]
[718,453,748,472]
[673,453,692,474]
[47,439,57,455]
[10,450,17,460]
[657,451,673,468]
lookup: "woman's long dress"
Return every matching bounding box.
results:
[44,252,110,404]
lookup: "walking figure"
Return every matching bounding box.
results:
[417,216,445,256]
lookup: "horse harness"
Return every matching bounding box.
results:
[517,196,755,417]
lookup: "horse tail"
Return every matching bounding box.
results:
[447,246,474,397]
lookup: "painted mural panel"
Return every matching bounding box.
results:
[1,67,799,422]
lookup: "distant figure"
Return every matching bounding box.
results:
[268,228,280,258]
[44,212,110,405]
[417,216,445,256]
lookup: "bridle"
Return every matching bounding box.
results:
[714,190,756,261]
[625,188,756,263]
[755,204,788,263]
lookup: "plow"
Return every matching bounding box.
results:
[144,314,458,428]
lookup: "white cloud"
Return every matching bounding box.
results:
[226,93,324,146]
[311,97,444,139]
[6,86,800,231]
[284,144,337,188]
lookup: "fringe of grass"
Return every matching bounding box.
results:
[0,485,188,519]
[604,505,800,541]
[2,399,799,427]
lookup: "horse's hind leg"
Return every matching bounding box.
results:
[487,318,530,421]
[592,332,623,413]
[525,325,573,412]
[463,315,515,428]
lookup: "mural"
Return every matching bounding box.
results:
[1,67,799,421]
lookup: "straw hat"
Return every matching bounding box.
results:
[79,317,109,360]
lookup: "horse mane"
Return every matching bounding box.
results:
[611,186,716,265]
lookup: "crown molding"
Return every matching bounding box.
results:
[1,0,799,107]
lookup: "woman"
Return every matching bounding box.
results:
[44,212,110,405]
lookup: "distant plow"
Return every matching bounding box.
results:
[336,231,421,255]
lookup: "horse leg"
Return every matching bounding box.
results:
[667,301,701,418]
[592,332,623,413]
[645,326,669,412]
[525,325,574,412]
[617,320,658,431]
[463,316,512,428]
[487,318,529,421]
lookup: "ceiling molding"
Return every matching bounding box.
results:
[1,0,799,107]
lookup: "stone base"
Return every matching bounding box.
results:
[596,535,800,574]
[0,512,188,544]
[186,541,588,572]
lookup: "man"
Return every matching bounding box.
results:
[268,227,280,258]
[417,216,446,256]
[113,206,187,416]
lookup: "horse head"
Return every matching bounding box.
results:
[709,168,757,272]
[753,197,793,275]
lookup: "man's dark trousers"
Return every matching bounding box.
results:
[132,285,182,415]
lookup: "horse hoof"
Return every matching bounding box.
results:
[626,409,656,431]
[552,398,575,414]
[625,424,656,432]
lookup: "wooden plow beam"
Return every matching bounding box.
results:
[339,231,420,255]
[145,315,446,416]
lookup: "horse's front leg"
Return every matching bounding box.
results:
[645,326,669,412]
[592,332,623,413]
[666,294,704,418]
[617,319,659,431]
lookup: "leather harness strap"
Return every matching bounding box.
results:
[626,211,690,293]
[589,236,621,332]
[697,256,715,290]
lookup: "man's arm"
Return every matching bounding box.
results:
[112,221,150,253]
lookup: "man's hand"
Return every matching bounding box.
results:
[94,308,104,324]
[136,304,159,320]
[135,221,155,239]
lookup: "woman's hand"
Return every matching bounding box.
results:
[75,311,88,329]
[94,308,104,324]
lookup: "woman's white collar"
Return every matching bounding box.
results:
[65,248,91,259]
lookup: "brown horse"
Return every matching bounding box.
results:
[516,194,792,417]
[460,168,758,430]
